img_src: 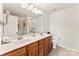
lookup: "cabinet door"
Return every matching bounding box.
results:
[28,41,38,56]
[3,46,26,56]
[44,44,49,56]
[28,42,38,50]
[44,36,53,55]
[39,48,44,56]
[38,39,44,56]
[44,38,49,56]
[28,47,38,56]
[48,36,53,52]
[26,46,28,56]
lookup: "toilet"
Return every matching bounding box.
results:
[52,33,61,49]
[53,40,58,49]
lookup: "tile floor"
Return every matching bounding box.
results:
[48,46,79,56]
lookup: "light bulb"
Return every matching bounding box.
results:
[37,10,41,14]
[27,4,34,10]
[32,7,38,12]
[35,10,42,14]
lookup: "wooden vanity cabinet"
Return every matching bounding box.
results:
[3,46,27,56]
[38,39,44,56]
[27,41,38,56]
[2,35,53,56]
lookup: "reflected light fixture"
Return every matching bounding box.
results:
[20,3,43,15]
[20,3,29,8]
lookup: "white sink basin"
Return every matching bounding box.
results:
[2,37,13,43]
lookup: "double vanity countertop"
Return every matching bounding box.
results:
[0,34,52,55]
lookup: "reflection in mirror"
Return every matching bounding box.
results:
[3,14,18,44]
[2,3,49,45]
[17,17,28,35]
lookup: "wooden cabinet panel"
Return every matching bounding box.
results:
[4,46,26,56]
[28,42,38,50]
[44,47,49,56]
[39,39,44,44]
[38,39,44,56]
[39,52,44,56]
[28,41,38,56]
[28,47,38,56]
[44,36,53,55]
[39,44,44,49]
[26,46,28,56]
[39,48,44,56]
[48,36,53,52]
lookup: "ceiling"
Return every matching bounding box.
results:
[3,3,77,17]
[3,3,41,18]
[35,3,77,14]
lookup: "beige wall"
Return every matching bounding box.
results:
[49,6,79,50]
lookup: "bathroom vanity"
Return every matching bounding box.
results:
[0,12,52,56]
[0,3,52,56]
[0,34,53,56]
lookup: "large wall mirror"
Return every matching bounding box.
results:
[2,3,49,45]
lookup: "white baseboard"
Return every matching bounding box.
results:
[58,44,79,53]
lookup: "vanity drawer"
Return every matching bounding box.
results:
[3,46,26,56]
[28,41,38,50]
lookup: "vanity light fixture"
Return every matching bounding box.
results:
[20,3,43,15]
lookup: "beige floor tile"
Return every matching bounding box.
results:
[48,46,79,56]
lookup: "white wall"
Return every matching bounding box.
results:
[49,6,79,50]
[36,16,44,33]
[36,14,49,33]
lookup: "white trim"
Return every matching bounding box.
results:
[58,44,79,53]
